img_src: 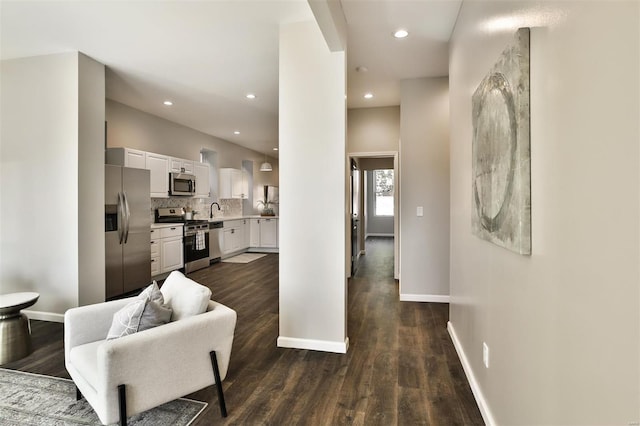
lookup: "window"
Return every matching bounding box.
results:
[374,169,394,216]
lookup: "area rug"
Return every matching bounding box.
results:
[0,368,207,426]
[222,253,267,263]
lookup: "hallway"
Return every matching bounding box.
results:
[347,236,482,424]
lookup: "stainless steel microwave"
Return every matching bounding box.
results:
[169,172,196,196]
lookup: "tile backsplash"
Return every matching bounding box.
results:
[151,197,243,221]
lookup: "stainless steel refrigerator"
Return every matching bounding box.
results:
[105,164,151,299]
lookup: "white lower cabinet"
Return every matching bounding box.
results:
[242,219,250,249]
[161,237,183,273]
[221,220,244,255]
[151,225,184,276]
[250,218,278,249]
[249,219,261,247]
[150,233,161,276]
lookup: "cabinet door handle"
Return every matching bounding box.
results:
[170,227,176,230]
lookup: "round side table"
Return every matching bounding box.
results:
[0,292,39,365]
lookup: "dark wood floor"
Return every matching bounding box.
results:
[4,237,483,425]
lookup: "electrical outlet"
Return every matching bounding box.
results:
[483,342,490,368]
[417,206,424,217]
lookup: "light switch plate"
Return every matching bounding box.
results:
[417,206,424,217]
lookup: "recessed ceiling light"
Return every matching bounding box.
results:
[273,148,278,151]
[246,93,256,99]
[233,131,240,135]
[364,93,374,99]
[393,29,409,39]
[163,100,173,106]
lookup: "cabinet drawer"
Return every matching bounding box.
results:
[160,226,183,238]
[151,256,160,276]
[224,220,243,229]
[150,239,160,256]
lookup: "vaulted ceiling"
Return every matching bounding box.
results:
[1,0,461,155]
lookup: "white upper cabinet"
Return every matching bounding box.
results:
[170,158,194,174]
[107,147,209,199]
[219,168,248,199]
[106,147,146,169]
[145,153,170,198]
[193,162,210,198]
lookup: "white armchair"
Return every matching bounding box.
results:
[64,273,237,425]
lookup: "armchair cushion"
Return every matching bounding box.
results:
[160,271,212,321]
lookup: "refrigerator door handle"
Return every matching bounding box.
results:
[117,192,125,244]
[123,191,131,244]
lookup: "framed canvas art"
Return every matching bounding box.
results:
[472,28,531,255]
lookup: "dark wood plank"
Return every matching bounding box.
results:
[4,238,483,425]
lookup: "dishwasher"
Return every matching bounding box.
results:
[209,221,223,263]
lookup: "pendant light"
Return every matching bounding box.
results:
[260,152,272,172]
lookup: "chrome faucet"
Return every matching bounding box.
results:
[210,202,221,218]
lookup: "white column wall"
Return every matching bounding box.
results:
[1,53,80,317]
[78,53,106,306]
[278,20,348,353]
[399,77,450,302]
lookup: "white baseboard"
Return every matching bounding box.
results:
[277,336,349,354]
[23,310,64,323]
[447,321,496,426]
[399,294,450,303]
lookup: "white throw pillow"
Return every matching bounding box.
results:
[160,271,212,321]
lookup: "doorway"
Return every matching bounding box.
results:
[348,151,399,280]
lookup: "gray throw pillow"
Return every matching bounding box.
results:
[138,299,172,332]
[106,282,173,339]
[139,280,164,303]
[106,299,146,340]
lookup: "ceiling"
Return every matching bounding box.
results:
[0,0,462,156]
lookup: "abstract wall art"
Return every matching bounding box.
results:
[472,28,531,255]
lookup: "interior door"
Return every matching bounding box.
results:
[350,159,359,275]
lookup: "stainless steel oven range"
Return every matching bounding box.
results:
[155,208,210,274]
[183,221,210,273]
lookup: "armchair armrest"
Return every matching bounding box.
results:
[64,297,135,361]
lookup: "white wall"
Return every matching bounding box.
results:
[347,106,400,153]
[1,52,105,318]
[449,2,640,424]
[78,53,106,306]
[278,20,348,353]
[106,100,278,214]
[399,77,450,302]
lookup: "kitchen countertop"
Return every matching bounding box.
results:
[208,215,279,222]
[151,216,279,229]
[151,223,185,229]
